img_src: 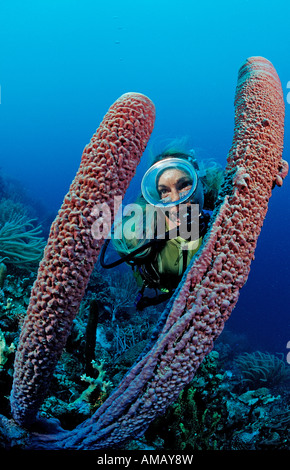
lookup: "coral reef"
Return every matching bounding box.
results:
[0,261,289,451]
[1,58,287,449]
[129,348,290,451]
[0,272,35,331]
[0,264,157,438]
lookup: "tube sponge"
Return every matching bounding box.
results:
[10,92,155,427]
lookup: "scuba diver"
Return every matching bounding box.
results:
[100,146,224,310]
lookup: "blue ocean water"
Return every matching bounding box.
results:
[0,0,289,356]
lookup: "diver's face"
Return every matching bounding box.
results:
[157,168,193,204]
[157,168,193,228]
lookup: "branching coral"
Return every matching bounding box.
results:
[77,360,113,407]
[235,351,290,389]
[0,214,45,269]
[38,360,113,426]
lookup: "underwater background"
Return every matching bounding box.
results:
[0,0,290,451]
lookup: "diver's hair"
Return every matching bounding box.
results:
[147,136,192,164]
[199,159,224,210]
[112,144,224,258]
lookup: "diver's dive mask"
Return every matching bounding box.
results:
[141,157,204,212]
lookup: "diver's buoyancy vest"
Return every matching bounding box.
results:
[156,236,202,277]
[133,234,202,294]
